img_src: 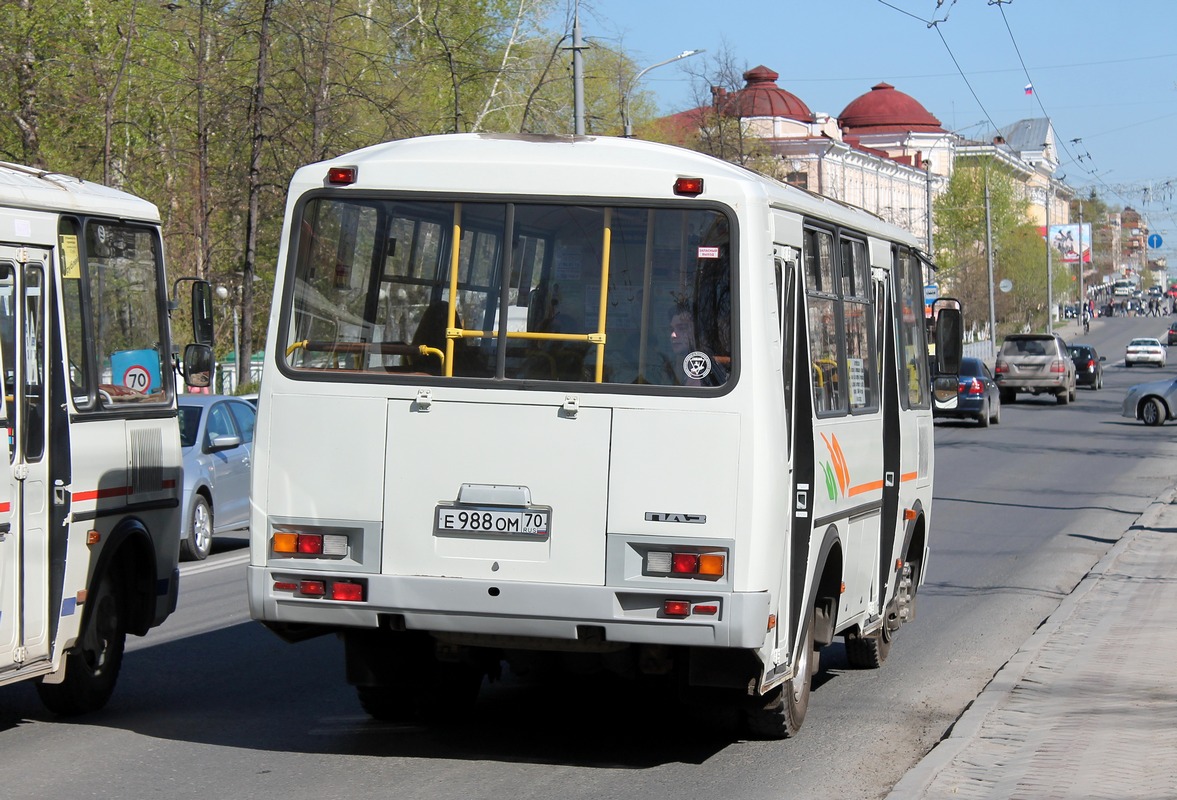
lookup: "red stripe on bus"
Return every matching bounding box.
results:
[73,486,132,502]
[0,502,9,512]
[74,481,177,502]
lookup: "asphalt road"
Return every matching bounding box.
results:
[2,313,1175,800]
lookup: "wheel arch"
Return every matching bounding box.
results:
[811,525,843,648]
[92,518,161,637]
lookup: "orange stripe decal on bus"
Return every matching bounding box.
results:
[900,472,918,482]
[848,480,885,496]
[0,501,10,512]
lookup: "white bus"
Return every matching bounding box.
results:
[248,134,961,738]
[0,162,212,714]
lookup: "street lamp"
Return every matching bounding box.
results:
[623,49,705,138]
[215,284,240,393]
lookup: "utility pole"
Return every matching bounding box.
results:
[1078,200,1085,324]
[984,171,997,357]
[924,159,934,254]
[1046,183,1053,334]
[572,8,586,135]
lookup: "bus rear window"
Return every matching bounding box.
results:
[282,199,733,389]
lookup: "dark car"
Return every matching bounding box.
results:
[1068,343,1105,390]
[933,356,1000,427]
[1167,321,1177,346]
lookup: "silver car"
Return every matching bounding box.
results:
[995,333,1077,405]
[1122,376,1177,426]
[177,394,256,560]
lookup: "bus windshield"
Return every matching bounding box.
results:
[58,218,171,408]
[281,198,733,388]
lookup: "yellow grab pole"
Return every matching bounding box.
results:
[445,203,462,377]
[594,208,612,382]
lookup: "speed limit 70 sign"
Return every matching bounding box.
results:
[110,348,162,395]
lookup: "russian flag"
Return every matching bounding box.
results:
[1024,83,1034,95]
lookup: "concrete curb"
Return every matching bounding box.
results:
[885,485,1177,798]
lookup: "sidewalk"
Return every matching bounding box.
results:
[888,487,1177,800]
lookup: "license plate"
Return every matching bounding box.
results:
[435,505,550,539]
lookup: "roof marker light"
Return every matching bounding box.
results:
[673,177,704,197]
[327,166,357,185]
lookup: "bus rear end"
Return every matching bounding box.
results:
[248,135,793,726]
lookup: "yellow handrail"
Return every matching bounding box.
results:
[445,203,462,377]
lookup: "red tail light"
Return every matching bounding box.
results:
[963,378,984,395]
[1050,359,1066,373]
[995,360,1008,374]
[1086,359,1096,370]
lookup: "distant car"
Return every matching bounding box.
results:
[177,394,257,561]
[933,357,1000,426]
[994,332,1077,405]
[1167,322,1177,346]
[1068,344,1105,390]
[1125,337,1166,368]
[1122,376,1177,426]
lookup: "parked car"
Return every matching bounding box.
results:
[994,332,1077,405]
[177,394,257,561]
[1125,337,1166,368]
[933,356,1000,426]
[1122,376,1177,426]
[1166,321,1177,346]
[1068,343,1105,390]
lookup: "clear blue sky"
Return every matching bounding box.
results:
[572,0,1177,264]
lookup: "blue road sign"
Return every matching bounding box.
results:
[1148,233,1163,249]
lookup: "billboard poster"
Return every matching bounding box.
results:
[1047,223,1092,263]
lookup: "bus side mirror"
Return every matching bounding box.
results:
[183,343,214,388]
[192,281,214,346]
[934,305,963,376]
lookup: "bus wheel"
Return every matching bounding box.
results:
[744,608,815,739]
[181,495,213,561]
[844,625,891,669]
[36,569,126,715]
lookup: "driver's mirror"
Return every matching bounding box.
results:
[192,281,214,346]
[183,343,213,388]
[933,301,963,376]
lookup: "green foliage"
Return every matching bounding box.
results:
[933,157,1041,335]
[0,0,641,362]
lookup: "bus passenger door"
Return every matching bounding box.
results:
[0,251,52,678]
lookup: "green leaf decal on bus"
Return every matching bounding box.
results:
[821,461,837,501]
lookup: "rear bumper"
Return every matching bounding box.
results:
[247,566,771,650]
[995,376,1068,393]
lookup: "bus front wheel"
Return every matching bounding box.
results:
[36,568,126,715]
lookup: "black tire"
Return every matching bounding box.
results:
[744,608,816,739]
[991,397,1001,425]
[1056,388,1069,405]
[845,625,891,669]
[36,568,126,715]
[976,400,990,427]
[1141,397,1166,427]
[180,495,213,562]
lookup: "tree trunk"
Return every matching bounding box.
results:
[239,0,274,389]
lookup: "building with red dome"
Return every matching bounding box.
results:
[657,66,1075,256]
